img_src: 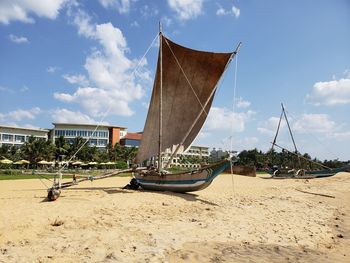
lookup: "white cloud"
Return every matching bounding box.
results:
[235,97,250,108]
[8,34,28,44]
[162,16,172,27]
[47,66,59,73]
[54,92,75,102]
[20,85,29,92]
[258,116,285,136]
[52,108,108,124]
[197,131,211,139]
[232,5,240,18]
[54,87,138,116]
[99,0,131,14]
[330,131,350,140]
[1,107,41,121]
[140,4,159,18]
[168,0,203,21]
[130,21,139,27]
[0,113,5,121]
[204,107,255,132]
[72,9,95,38]
[0,85,14,93]
[235,136,259,150]
[216,7,226,16]
[60,10,150,117]
[216,4,240,18]
[306,78,350,106]
[63,74,89,86]
[0,0,67,24]
[344,69,350,79]
[292,113,336,134]
[141,102,149,109]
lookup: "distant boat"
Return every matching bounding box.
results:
[130,25,241,192]
[268,104,350,179]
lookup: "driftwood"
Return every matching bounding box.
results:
[295,189,335,198]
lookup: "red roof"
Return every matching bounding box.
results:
[122,132,142,140]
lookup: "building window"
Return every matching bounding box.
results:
[89,139,97,146]
[97,139,107,146]
[15,135,25,142]
[2,134,13,142]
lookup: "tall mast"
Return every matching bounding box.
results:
[158,22,163,171]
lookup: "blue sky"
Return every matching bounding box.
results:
[0,0,349,161]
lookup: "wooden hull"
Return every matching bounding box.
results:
[134,160,230,192]
[268,166,350,179]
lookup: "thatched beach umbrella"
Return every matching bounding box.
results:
[14,159,30,165]
[0,159,13,164]
[38,160,50,165]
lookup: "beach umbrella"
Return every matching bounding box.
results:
[72,161,83,165]
[38,160,50,165]
[88,161,98,165]
[14,160,30,165]
[106,161,115,165]
[0,159,13,164]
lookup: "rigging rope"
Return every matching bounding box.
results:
[230,51,239,196]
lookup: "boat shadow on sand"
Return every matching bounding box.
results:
[40,187,218,206]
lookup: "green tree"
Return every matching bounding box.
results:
[55,136,69,161]
[22,136,55,164]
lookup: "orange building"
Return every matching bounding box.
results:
[109,126,127,147]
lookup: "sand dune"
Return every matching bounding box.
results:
[0,172,349,262]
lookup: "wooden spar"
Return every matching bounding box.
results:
[47,167,140,201]
[50,167,140,190]
[281,103,301,167]
[271,142,331,170]
[158,22,163,171]
[271,107,284,149]
[163,42,242,169]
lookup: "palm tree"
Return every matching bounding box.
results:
[22,136,55,164]
[55,136,69,161]
[0,144,11,159]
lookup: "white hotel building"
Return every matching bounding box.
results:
[0,125,49,147]
[51,123,127,149]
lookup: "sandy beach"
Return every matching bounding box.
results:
[0,172,349,262]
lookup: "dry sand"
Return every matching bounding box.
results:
[0,172,349,262]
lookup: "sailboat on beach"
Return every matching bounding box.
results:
[130,26,241,192]
[47,25,241,200]
[268,103,350,179]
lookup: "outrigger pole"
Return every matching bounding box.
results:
[47,167,146,201]
[271,142,331,170]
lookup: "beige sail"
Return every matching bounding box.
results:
[136,35,233,164]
